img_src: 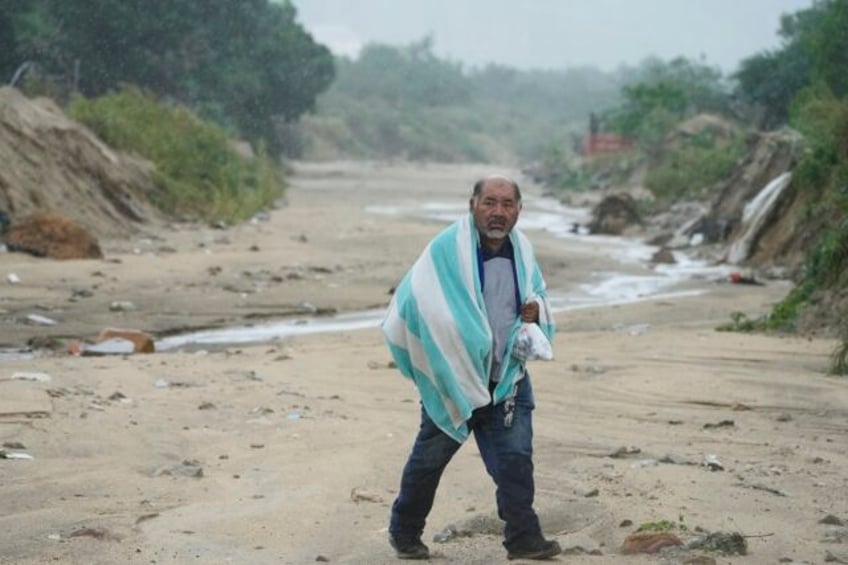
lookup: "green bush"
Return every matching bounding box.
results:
[67,86,284,223]
[645,135,745,204]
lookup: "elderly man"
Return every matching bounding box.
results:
[382,175,560,560]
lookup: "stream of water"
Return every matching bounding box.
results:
[156,194,734,351]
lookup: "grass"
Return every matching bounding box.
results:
[67,86,284,224]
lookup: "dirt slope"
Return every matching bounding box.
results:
[0,87,162,239]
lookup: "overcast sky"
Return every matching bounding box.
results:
[290,0,813,72]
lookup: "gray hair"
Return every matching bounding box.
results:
[472,175,522,201]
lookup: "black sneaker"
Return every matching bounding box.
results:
[506,538,562,560]
[389,535,430,560]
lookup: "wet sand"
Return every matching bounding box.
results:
[0,161,846,564]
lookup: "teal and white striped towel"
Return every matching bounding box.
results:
[382,213,555,442]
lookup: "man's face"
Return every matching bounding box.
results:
[471,179,521,240]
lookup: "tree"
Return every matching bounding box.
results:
[6,0,334,150]
[734,0,848,129]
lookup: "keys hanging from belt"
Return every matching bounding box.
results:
[503,397,515,428]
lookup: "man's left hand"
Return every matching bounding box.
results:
[520,301,539,323]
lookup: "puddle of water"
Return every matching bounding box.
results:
[0,348,35,362]
[156,309,387,351]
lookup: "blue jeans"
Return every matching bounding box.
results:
[389,376,543,550]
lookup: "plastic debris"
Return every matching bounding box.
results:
[11,372,51,382]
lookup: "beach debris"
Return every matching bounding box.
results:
[687,531,748,555]
[251,211,271,223]
[728,272,764,285]
[198,401,216,410]
[315,555,330,562]
[659,453,693,465]
[2,441,26,449]
[135,513,159,525]
[583,488,599,498]
[153,379,170,388]
[0,449,34,460]
[609,446,642,458]
[703,454,724,471]
[25,313,57,326]
[820,515,845,527]
[154,459,203,478]
[620,532,683,554]
[350,487,384,504]
[612,323,650,335]
[682,556,717,565]
[67,526,122,541]
[433,524,458,543]
[10,371,51,382]
[109,300,136,312]
[703,419,735,429]
[619,520,633,528]
[823,529,848,544]
[95,328,155,353]
[71,288,94,299]
[825,549,848,563]
[631,459,659,469]
[6,273,20,284]
[737,482,788,497]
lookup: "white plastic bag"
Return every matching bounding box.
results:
[513,323,553,361]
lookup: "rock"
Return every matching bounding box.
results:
[820,514,845,527]
[5,213,103,259]
[651,247,676,264]
[589,193,642,235]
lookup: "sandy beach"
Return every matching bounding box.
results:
[1,161,846,564]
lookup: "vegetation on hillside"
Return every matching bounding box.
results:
[67,87,284,224]
[728,0,848,373]
[0,0,334,153]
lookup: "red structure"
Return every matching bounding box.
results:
[583,134,634,157]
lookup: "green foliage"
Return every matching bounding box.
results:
[716,311,764,332]
[831,332,848,375]
[761,85,848,338]
[3,0,334,152]
[636,517,688,533]
[67,87,284,223]
[644,135,746,204]
[735,0,848,129]
[606,57,730,139]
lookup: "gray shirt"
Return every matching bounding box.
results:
[482,256,517,381]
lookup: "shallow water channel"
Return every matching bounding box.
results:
[156,195,734,351]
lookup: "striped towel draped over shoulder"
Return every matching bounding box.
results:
[382,214,555,443]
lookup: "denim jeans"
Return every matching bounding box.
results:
[389,376,543,550]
